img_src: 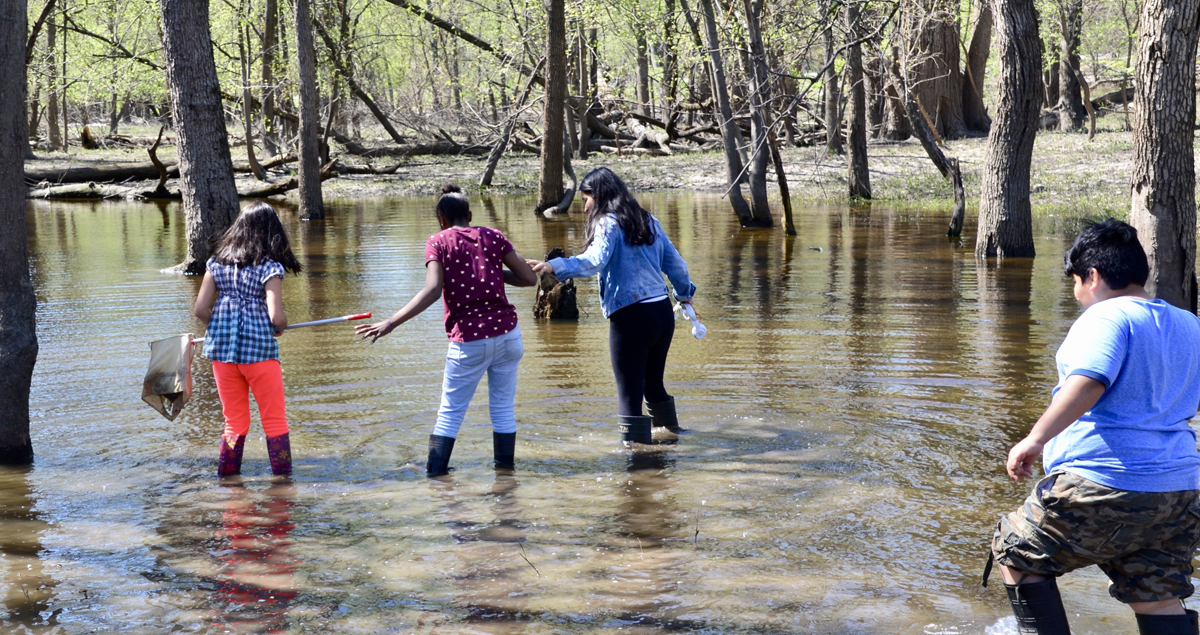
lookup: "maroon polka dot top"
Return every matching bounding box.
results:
[425,226,519,342]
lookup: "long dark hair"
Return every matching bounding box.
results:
[580,167,656,248]
[213,202,302,273]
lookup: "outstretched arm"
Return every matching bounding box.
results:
[529,217,617,279]
[355,262,445,343]
[503,250,537,287]
[1006,374,1106,481]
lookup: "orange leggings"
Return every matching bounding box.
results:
[212,360,289,437]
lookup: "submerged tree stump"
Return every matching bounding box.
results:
[533,248,578,320]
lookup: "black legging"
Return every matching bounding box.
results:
[608,299,675,415]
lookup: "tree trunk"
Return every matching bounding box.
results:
[1043,65,1059,107]
[294,0,324,220]
[635,24,651,117]
[261,0,280,156]
[158,0,241,273]
[962,1,992,132]
[0,0,37,464]
[846,2,871,199]
[975,0,1041,259]
[46,12,62,151]
[1056,0,1086,131]
[864,54,885,138]
[739,0,774,227]
[662,0,678,117]
[1129,0,1200,312]
[576,24,590,159]
[821,0,843,154]
[908,0,965,139]
[882,53,911,140]
[697,0,753,224]
[537,0,567,212]
[239,23,267,181]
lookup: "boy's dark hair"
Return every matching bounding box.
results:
[213,202,302,273]
[1062,219,1148,289]
[436,183,471,224]
[580,167,655,248]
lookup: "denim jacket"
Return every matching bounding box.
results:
[549,215,696,318]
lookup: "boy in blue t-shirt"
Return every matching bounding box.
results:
[990,220,1200,635]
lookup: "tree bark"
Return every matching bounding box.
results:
[635,23,651,117]
[975,0,1041,258]
[1129,0,1200,312]
[537,0,567,212]
[846,1,871,199]
[238,20,267,181]
[908,0,965,139]
[294,0,324,220]
[576,24,590,160]
[962,1,992,132]
[261,0,280,156]
[698,0,753,224]
[158,0,241,273]
[46,11,62,151]
[739,0,774,227]
[0,0,37,464]
[1056,0,1087,131]
[821,0,843,154]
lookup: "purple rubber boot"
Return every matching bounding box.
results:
[266,433,292,476]
[217,434,246,476]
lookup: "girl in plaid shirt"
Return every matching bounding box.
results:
[193,202,303,477]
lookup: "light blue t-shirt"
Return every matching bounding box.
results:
[1044,296,1200,492]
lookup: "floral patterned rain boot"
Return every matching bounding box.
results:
[266,433,292,476]
[217,434,246,477]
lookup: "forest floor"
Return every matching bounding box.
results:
[25,118,1135,218]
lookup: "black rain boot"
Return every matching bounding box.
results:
[646,397,690,434]
[1005,578,1072,634]
[426,434,456,477]
[493,432,516,471]
[618,415,653,445]
[1136,609,1199,635]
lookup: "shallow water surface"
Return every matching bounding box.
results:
[8,195,1163,633]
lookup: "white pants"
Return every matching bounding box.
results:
[433,326,523,438]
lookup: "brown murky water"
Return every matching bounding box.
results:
[7,195,1170,634]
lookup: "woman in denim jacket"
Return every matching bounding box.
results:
[528,167,697,444]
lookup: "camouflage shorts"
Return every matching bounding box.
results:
[992,471,1200,603]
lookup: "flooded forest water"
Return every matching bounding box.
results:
[5,195,1167,634]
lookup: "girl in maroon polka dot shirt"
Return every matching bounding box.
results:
[356,184,538,476]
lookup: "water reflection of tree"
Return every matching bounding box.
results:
[973,259,1040,443]
[210,483,298,634]
[0,467,58,630]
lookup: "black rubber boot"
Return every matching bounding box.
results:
[618,415,653,445]
[1005,578,1072,634]
[1136,609,1199,635]
[646,397,689,434]
[426,434,456,477]
[493,432,516,471]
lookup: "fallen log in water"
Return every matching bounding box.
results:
[25,161,179,184]
[533,248,578,319]
[23,152,297,186]
[27,161,339,201]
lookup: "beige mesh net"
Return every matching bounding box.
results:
[142,334,195,421]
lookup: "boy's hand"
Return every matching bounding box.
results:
[355,319,394,344]
[1006,436,1044,481]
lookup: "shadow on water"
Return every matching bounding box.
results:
[0,467,58,632]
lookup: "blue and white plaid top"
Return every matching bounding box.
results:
[202,257,286,364]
